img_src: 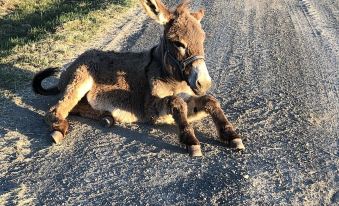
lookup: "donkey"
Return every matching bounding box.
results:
[32,0,245,156]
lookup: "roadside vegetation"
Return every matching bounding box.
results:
[0,0,136,90]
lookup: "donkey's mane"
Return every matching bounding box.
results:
[174,0,191,14]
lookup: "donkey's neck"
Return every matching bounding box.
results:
[151,39,182,81]
[147,41,194,98]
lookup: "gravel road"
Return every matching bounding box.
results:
[0,0,338,205]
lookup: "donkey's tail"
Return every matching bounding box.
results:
[32,67,60,95]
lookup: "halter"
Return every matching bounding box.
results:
[161,37,204,78]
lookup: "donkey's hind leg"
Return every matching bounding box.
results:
[46,66,93,144]
[187,95,245,150]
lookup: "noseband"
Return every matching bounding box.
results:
[161,38,204,78]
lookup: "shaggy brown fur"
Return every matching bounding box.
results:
[32,0,245,156]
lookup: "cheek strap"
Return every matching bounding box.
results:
[181,55,205,71]
[162,38,205,78]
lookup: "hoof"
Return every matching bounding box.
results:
[186,145,203,157]
[51,131,64,144]
[101,116,114,128]
[230,138,245,151]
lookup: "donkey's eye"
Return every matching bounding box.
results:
[173,41,186,49]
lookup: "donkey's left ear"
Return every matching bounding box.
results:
[139,0,171,25]
[191,9,205,22]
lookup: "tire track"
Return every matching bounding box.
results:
[298,0,338,59]
[283,0,338,138]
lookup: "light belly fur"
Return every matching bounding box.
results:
[87,95,139,123]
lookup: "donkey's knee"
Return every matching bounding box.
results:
[166,96,186,111]
[166,96,188,119]
[199,95,220,113]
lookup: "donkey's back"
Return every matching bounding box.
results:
[59,49,151,91]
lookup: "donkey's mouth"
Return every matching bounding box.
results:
[187,68,211,96]
[192,88,206,96]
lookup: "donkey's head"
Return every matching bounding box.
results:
[140,0,211,95]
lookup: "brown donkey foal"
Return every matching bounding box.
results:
[32,0,245,156]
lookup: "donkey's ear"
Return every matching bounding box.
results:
[139,0,171,25]
[191,9,205,22]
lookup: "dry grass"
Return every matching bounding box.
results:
[0,0,21,17]
[0,0,137,90]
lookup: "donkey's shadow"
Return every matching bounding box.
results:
[72,114,225,155]
[0,65,59,158]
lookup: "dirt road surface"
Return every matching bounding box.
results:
[0,0,338,205]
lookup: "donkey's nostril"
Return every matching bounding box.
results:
[197,80,202,88]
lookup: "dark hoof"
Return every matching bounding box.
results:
[186,145,203,157]
[230,138,245,151]
[101,116,114,128]
[51,131,64,144]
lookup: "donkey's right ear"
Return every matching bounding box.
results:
[139,0,171,25]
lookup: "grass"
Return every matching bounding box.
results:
[0,0,137,90]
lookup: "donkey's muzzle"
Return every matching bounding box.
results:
[188,61,212,95]
[191,77,211,96]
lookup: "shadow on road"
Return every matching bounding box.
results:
[0,65,58,159]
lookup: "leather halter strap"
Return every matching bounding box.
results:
[162,38,204,78]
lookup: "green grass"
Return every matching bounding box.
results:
[0,0,137,90]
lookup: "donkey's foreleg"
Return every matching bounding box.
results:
[46,67,93,144]
[188,95,245,150]
[148,96,202,156]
